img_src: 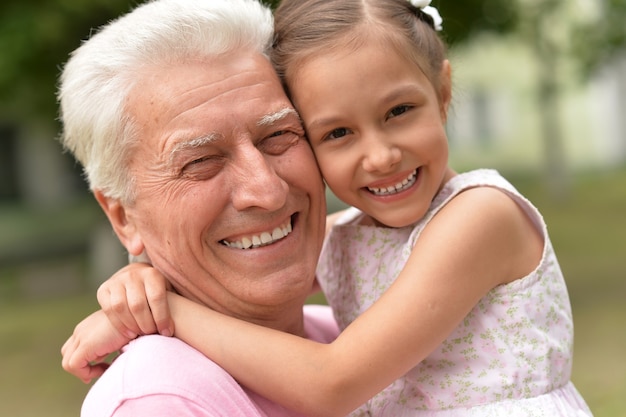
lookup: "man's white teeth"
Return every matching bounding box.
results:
[223,221,293,249]
[368,170,417,196]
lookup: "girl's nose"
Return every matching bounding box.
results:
[361,138,402,173]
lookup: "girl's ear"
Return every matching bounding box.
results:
[94,190,145,257]
[439,59,452,122]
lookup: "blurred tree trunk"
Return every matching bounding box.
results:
[530,23,570,200]
[522,0,571,201]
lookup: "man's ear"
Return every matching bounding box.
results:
[439,59,452,123]
[94,190,144,257]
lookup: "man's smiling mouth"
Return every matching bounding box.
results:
[367,169,417,196]
[221,220,293,249]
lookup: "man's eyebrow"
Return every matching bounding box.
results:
[257,107,300,126]
[169,133,219,164]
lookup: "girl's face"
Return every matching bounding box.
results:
[288,39,452,227]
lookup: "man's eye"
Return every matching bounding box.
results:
[259,132,300,155]
[189,156,209,166]
[181,156,223,180]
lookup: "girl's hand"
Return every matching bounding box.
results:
[61,310,132,383]
[97,263,175,339]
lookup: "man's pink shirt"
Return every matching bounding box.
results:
[81,305,339,417]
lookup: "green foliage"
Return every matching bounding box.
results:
[572,0,626,77]
[261,0,281,9]
[436,0,518,45]
[0,0,526,126]
[0,0,133,124]
[2,0,623,128]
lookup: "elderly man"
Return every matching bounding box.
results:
[58,0,338,415]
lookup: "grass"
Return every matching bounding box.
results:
[1,167,625,416]
[0,294,98,417]
[511,169,626,417]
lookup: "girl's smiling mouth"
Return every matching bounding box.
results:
[366,169,418,196]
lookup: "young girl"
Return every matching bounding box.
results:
[64,0,593,415]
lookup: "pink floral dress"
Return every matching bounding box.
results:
[316,169,593,416]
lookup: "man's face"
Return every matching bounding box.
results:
[121,52,326,325]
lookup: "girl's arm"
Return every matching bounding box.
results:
[61,309,134,383]
[96,209,349,336]
[168,187,543,417]
[61,209,346,382]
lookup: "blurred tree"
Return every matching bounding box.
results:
[0,0,136,206]
[516,0,571,199]
[0,0,517,130]
[0,0,623,166]
[0,0,132,126]
[572,0,626,78]
[516,0,626,198]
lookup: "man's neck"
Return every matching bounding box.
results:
[240,303,307,337]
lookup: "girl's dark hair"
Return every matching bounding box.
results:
[271,0,448,96]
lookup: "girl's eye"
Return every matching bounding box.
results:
[388,104,412,119]
[325,127,350,141]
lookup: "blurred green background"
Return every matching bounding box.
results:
[0,0,624,416]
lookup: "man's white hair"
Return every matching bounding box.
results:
[58,0,274,203]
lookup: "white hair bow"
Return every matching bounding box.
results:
[408,0,443,31]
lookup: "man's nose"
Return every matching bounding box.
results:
[361,136,402,173]
[230,147,288,211]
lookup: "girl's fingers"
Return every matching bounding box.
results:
[125,281,159,335]
[104,285,142,338]
[145,274,174,337]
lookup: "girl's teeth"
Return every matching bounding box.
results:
[368,170,417,196]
